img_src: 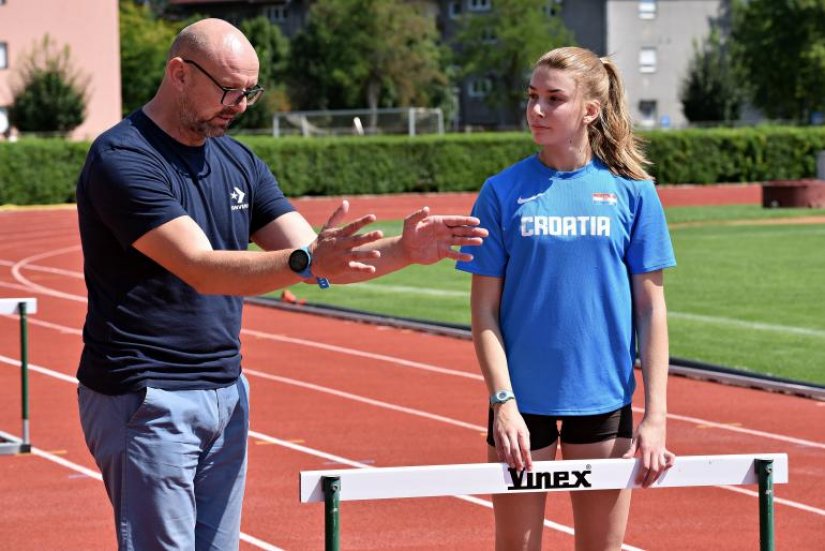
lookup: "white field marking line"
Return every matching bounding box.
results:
[5,258,825,340]
[2,355,825,520]
[669,311,825,339]
[2,296,825,452]
[244,368,483,431]
[672,227,825,239]
[345,282,467,297]
[0,362,284,551]
[0,258,84,279]
[249,431,640,549]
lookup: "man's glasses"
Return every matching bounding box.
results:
[183,59,264,107]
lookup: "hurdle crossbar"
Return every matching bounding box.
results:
[0,298,37,455]
[300,453,787,551]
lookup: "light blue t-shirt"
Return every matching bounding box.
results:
[457,155,676,415]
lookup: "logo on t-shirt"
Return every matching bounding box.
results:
[230,186,249,211]
[592,192,618,205]
[517,192,545,205]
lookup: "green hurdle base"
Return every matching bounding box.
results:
[0,298,35,455]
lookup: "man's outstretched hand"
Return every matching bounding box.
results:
[400,207,488,265]
[309,200,384,278]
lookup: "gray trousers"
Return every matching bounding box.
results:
[78,375,250,551]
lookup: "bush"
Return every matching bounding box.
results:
[9,35,88,134]
[5,126,825,205]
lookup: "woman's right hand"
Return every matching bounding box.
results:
[492,401,532,471]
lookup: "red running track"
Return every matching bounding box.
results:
[1,194,823,551]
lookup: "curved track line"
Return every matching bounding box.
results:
[9,246,85,303]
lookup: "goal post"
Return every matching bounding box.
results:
[272,107,444,138]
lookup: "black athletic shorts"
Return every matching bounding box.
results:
[486,403,634,450]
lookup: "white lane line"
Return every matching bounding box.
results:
[244,368,483,431]
[242,328,482,381]
[2,302,825,451]
[0,361,284,551]
[3,354,824,520]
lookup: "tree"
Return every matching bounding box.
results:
[455,0,574,127]
[732,0,825,121]
[286,0,449,115]
[9,35,88,134]
[680,26,743,124]
[119,0,177,116]
[234,16,290,131]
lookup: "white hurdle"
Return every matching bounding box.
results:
[300,453,788,551]
[0,298,37,455]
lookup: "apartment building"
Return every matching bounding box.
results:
[166,0,726,129]
[0,0,121,140]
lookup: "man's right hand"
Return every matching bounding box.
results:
[309,200,384,279]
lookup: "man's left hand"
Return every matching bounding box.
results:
[401,207,487,265]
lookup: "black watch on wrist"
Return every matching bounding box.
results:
[288,246,330,289]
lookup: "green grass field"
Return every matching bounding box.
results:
[267,206,825,385]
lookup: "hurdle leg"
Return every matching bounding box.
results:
[755,459,774,551]
[19,301,30,451]
[323,476,341,551]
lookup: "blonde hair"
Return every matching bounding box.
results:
[534,47,652,181]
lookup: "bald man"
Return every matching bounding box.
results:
[75,18,486,550]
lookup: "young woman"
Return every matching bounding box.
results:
[457,46,677,550]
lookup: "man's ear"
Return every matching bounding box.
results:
[167,57,188,92]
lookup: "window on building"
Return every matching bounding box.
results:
[639,0,656,19]
[638,100,657,128]
[481,27,497,44]
[265,5,288,22]
[543,0,563,17]
[468,77,492,98]
[639,47,657,73]
[0,43,7,70]
[449,1,462,19]
[468,0,491,12]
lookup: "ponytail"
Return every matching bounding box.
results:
[535,48,652,181]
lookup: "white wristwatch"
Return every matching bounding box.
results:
[490,389,515,406]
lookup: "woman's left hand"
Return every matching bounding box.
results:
[622,415,676,487]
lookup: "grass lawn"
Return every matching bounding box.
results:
[265,206,825,385]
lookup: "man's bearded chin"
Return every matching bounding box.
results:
[179,97,235,138]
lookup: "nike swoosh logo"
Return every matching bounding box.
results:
[517,193,544,205]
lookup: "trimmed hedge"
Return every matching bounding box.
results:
[0,139,90,205]
[4,126,825,205]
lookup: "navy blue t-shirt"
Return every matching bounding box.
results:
[76,110,294,394]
